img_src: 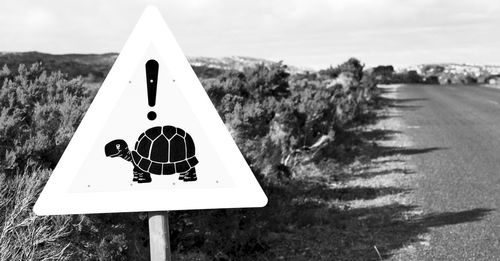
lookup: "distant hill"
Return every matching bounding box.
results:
[0,52,118,81]
[188,56,277,71]
[188,56,311,74]
[0,52,309,82]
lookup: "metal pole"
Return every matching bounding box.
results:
[148,211,172,261]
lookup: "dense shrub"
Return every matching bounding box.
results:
[370,65,394,84]
[391,70,423,84]
[0,59,379,259]
[319,58,364,81]
[203,59,375,177]
[0,63,95,172]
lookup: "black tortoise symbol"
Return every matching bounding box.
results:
[104,125,198,183]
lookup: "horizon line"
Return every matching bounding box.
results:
[1,50,499,70]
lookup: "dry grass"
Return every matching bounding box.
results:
[0,170,72,261]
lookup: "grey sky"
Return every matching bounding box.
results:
[1,0,499,69]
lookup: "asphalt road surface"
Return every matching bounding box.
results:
[393,84,500,260]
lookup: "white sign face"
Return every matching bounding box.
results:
[34,6,268,215]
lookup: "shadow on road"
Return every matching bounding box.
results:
[388,104,423,111]
[379,146,444,157]
[359,129,402,141]
[259,176,493,260]
[416,208,493,228]
[319,126,445,165]
[326,205,494,260]
[329,87,493,260]
[276,87,492,260]
[377,96,427,105]
[355,167,415,180]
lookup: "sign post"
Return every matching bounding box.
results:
[148,211,172,261]
[33,5,268,259]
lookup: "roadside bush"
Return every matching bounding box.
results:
[319,58,364,81]
[0,59,379,260]
[0,63,94,172]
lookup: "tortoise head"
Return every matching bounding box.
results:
[105,139,129,158]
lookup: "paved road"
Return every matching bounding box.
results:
[393,84,500,260]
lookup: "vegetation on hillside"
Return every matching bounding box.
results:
[0,57,381,260]
[0,52,116,83]
[0,52,304,82]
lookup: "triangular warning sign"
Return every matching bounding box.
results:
[34,6,268,215]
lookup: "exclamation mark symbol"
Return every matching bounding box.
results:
[146,59,159,120]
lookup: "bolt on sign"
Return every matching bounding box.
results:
[34,6,268,215]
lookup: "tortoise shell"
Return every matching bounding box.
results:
[131,126,198,175]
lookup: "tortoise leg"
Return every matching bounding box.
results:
[178,172,187,180]
[132,167,141,182]
[183,167,197,182]
[137,172,152,183]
